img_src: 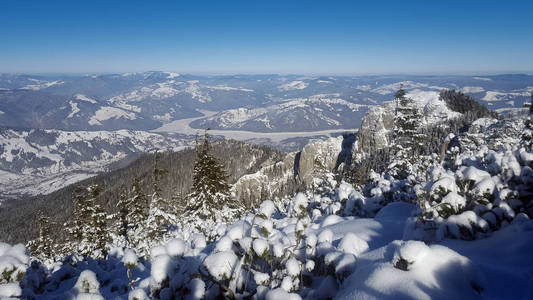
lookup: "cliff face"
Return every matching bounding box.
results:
[234,91,465,207]
[353,90,463,160]
[355,101,396,154]
[232,136,345,206]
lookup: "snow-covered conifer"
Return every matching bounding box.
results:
[186,132,233,218]
[146,152,174,242]
[67,183,111,258]
[390,87,424,179]
[27,213,56,262]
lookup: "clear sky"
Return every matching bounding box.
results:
[1,0,532,75]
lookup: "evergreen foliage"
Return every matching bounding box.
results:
[186,131,233,220]
[390,88,424,179]
[114,185,129,243]
[66,183,111,259]
[27,213,55,262]
[0,139,283,246]
[117,177,150,252]
[439,89,498,120]
[530,92,533,115]
[146,152,174,241]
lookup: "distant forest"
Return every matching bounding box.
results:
[0,140,284,244]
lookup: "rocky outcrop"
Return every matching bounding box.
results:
[355,101,395,154]
[232,136,345,206]
[295,136,343,185]
[353,91,463,160]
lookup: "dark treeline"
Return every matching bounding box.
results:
[0,139,284,244]
[439,90,498,119]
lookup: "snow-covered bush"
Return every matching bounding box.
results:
[0,243,28,298]
[0,243,28,284]
[403,116,533,241]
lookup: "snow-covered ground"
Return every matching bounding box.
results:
[11,197,533,299]
[336,205,533,300]
[5,111,533,299]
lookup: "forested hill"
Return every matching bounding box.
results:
[0,140,284,244]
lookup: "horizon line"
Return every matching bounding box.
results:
[2,70,533,77]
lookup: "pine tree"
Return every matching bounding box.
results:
[113,185,129,245]
[389,87,424,179]
[67,183,111,258]
[146,152,174,241]
[126,178,149,250]
[186,131,233,220]
[68,185,90,245]
[530,92,533,115]
[88,197,110,258]
[27,213,55,262]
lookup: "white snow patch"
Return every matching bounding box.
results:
[165,72,180,78]
[75,94,98,104]
[460,86,485,93]
[122,249,138,267]
[207,85,254,92]
[338,232,369,256]
[278,80,309,91]
[252,239,269,256]
[21,80,64,90]
[67,101,81,118]
[165,238,186,257]
[0,283,21,298]
[89,107,136,125]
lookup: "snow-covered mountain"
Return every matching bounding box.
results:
[191,94,369,132]
[354,90,462,155]
[0,129,189,200]
[1,72,532,132]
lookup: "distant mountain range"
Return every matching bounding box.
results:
[1,72,532,132]
[1,72,532,200]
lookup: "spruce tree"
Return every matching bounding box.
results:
[113,185,129,245]
[146,152,174,241]
[67,183,110,258]
[530,92,533,115]
[88,197,110,258]
[27,213,55,262]
[126,177,149,250]
[186,131,232,220]
[390,87,424,179]
[69,185,90,245]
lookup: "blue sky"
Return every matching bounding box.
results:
[1,0,532,74]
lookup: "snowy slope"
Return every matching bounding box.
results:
[192,94,370,132]
[0,129,190,199]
